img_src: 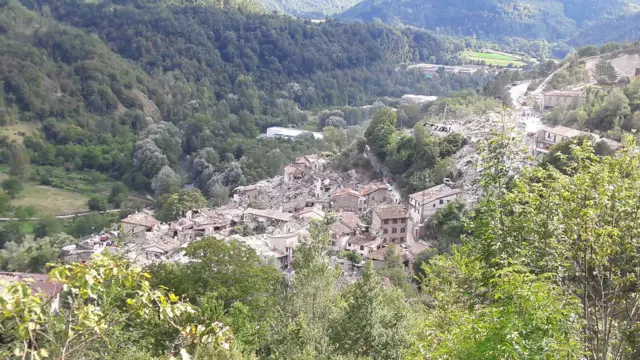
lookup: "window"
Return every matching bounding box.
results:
[401,227,405,233]
[392,238,396,243]
[360,245,364,250]
[399,236,404,242]
[433,204,436,208]
[348,243,351,247]
[371,196,375,201]
[392,228,397,234]
[392,219,398,224]
[439,199,444,205]
[383,229,388,234]
[401,218,406,224]
[384,219,389,225]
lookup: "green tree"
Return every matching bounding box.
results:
[87,195,108,212]
[0,254,233,359]
[7,142,30,179]
[156,188,207,222]
[108,183,130,208]
[377,244,410,291]
[470,136,640,358]
[0,221,25,248]
[365,108,397,160]
[332,261,410,359]
[323,126,347,152]
[151,238,282,352]
[34,216,64,240]
[1,177,23,199]
[425,200,467,251]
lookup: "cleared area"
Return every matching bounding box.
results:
[462,50,526,67]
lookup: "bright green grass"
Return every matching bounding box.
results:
[462,50,526,67]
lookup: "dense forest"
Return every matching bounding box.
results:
[340,0,640,43]
[0,0,487,209]
[259,0,359,18]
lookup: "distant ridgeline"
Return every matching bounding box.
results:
[339,0,640,45]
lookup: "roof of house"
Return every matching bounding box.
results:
[121,212,159,228]
[298,207,325,219]
[284,163,305,174]
[339,212,362,230]
[0,272,63,300]
[372,205,410,220]
[333,188,364,199]
[244,208,293,222]
[543,126,585,138]
[359,183,388,196]
[367,247,388,261]
[544,90,584,97]
[331,222,352,235]
[409,185,462,205]
[349,234,380,246]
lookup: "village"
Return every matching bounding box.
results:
[55,82,627,280]
[57,151,468,277]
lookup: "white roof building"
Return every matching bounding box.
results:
[265,127,324,140]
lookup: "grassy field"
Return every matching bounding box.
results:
[0,172,90,216]
[0,123,39,144]
[462,50,526,67]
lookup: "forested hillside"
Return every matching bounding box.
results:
[340,0,640,42]
[570,13,640,46]
[259,0,360,18]
[1,0,484,210]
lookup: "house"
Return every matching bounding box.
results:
[371,205,411,245]
[408,185,462,237]
[0,272,64,311]
[359,183,389,207]
[532,126,586,158]
[338,211,362,232]
[329,222,353,250]
[542,91,585,109]
[345,234,383,257]
[142,241,181,262]
[243,208,293,227]
[297,207,325,221]
[233,185,260,202]
[269,227,308,269]
[121,212,159,237]
[283,164,306,183]
[265,127,324,140]
[332,188,366,212]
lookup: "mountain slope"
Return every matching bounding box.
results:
[259,0,361,18]
[339,0,640,42]
[569,13,640,46]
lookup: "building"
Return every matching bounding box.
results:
[359,183,389,208]
[243,208,293,227]
[329,212,362,250]
[233,185,260,202]
[297,207,325,221]
[532,126,586,158]
[346,234,382,257]
[332,188,366,212]
[0,272,63,311]
[265,127,323,140]
[408,185,462,237]
[371,205,411,245]
[121,212,159,237]
[542,91,585,109]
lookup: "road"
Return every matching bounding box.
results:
[0,209,122,222]
[509,81,544,134]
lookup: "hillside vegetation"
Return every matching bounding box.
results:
[340,0,640,43]
[1,0,488,221]
[259,0,360,17]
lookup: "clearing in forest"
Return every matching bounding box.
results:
[462,50,526,67]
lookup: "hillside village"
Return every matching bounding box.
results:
[61,152,464,274]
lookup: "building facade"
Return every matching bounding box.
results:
[543,91,585,109]
[371,205,411,245]
[408,185,462,238]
